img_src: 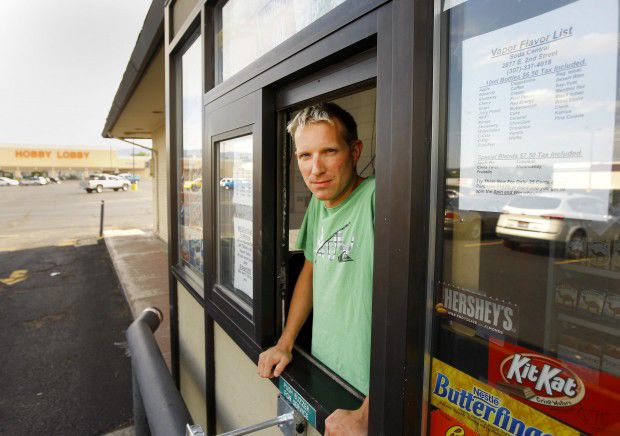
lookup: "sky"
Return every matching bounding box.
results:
[0,0,153,154]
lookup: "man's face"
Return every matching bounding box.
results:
[294,120,362,207]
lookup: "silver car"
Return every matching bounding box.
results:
[496,192,617,258]
[0,176,19,186]
[80,174,130,193]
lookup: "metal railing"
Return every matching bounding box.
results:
[127,307,192,436]
[127,307,306,436]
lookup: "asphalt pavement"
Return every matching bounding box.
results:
[0,180,153,251]
[0,180,154,434]
[0,240,134,435]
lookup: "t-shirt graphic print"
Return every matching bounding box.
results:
[315,223,355,263]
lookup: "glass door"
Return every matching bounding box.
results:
[429,0,620,434]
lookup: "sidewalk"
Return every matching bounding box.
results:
[104,229,171,369]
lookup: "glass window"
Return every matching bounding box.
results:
[178,36,204,276]
[217,0,346,82]
[430,0,619,435]
[216,134,254,312]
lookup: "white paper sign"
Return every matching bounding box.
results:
[233,217,253,298]
[231,136,253,207]
[459,0,618,218]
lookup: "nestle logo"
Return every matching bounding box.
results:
[500,353,585,407]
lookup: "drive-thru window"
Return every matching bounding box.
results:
[162,0,620,434]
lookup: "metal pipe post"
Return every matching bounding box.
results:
[133,369,150,436]
[99,200,105,237]
[127,308,192,436]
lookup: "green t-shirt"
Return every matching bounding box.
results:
[296,177,375,395]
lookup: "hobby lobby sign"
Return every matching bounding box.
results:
[15,150,90,159]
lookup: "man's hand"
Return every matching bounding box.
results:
[324,397,369,436]
[257,343,292,378]
[257,260,313,379]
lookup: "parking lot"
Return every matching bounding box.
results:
[0,180,154,434]
[0,180,153,251]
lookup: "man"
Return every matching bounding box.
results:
[258,102,374,435]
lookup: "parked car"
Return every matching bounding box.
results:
[80,174,130,193]
[0,176,19,186]
[49,176,63,184]
[183,177,202,191]
[496,192,614,258]
[219,177,250,190]
[20,176,48,185]
[118,173,141,183]
[219,177,235,189]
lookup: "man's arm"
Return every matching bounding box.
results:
[324,396,369,436]
[258,259,313,378]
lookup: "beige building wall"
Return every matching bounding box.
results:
[178,283,207,429]
[117,155,152,180]
[153,127,169,242]
[213,323,321,436]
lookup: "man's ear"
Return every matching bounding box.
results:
[351,140,363,165]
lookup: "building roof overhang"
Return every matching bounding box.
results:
[102,0,165,140]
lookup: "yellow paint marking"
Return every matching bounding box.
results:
[0,269,28,286]
[0,234,19,238]
[463,240,503,248]
[554,257,589,265]
[56,239,77,247]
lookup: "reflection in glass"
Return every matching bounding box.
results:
[431,0,619,434]
[218,0,346,81]
[178,37,204,275]
[217,135,253,310]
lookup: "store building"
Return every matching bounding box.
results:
[106,0,620,434]
[0,144,151,180]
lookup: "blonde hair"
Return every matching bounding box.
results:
[287,102,358,145]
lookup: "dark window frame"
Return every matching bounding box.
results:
[203,89,277,346]
[200,6,386,433]
[274,52,378,401]
[165,2,206,390]
[213,125,256,315]
[209,0,389,99]
[425,1,620,434]
[167,1,433,434]
[174,25,206,292]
